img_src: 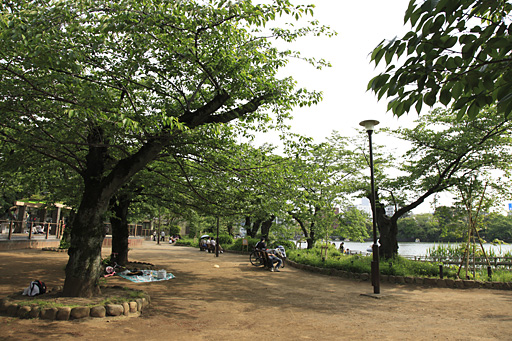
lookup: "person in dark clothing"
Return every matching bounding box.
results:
[255,237,266,250]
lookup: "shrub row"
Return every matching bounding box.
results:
[286,259,512,291]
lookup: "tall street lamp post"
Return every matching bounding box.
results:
[359,119,380,294]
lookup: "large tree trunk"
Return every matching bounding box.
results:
[110,194,130,266]
[260,215,275,238]
[289,212,315,249]
[376,202,398,259]
[306,224,316,249]
[63,127,111,297]
[62,126,166,297]
[244,216,261,238]
[62,189,109,297]
[226,222,234,236]
[368,191,398,259]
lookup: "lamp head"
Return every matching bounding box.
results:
[359,120,380,131]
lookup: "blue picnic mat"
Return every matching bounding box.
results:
[118,270,175,283]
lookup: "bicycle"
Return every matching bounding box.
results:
[250,249,266,266]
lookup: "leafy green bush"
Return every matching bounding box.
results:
[288,249,371,273]
[379,257,455,278]
[270,239,295,250]
[174,237,196,247]
[218,234,234,246]
[168,224,181,236]
[227,237,260,251]
[59,239,70,249]
[288,247,463,278]
[489,269,512,282]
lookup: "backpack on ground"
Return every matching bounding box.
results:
[33,280,47,294]
[23,280,47,296]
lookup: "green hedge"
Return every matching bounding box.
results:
[174,237,196,247]
[270,239,296,250]
[227,237,260,251]
[218,234,234,246]
[287,247,458,278]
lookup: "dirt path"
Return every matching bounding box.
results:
[1,241,511,340]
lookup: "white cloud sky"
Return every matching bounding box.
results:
[275,0,417,141]
[249,0,511,214]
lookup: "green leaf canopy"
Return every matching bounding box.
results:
[369,0,512,120]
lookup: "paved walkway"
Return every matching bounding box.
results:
[1,241,511,340]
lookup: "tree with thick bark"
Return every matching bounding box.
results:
[0,0,330,296]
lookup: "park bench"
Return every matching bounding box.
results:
[256,249,274,270]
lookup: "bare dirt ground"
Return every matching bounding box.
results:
[1,241,511,341]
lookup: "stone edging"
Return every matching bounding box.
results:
[0,287,151,321]
[285,259,512,290]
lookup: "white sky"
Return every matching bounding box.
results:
[250,0,511,214]
[270,0,418,142]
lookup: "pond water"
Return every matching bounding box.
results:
[295,241,512,257]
